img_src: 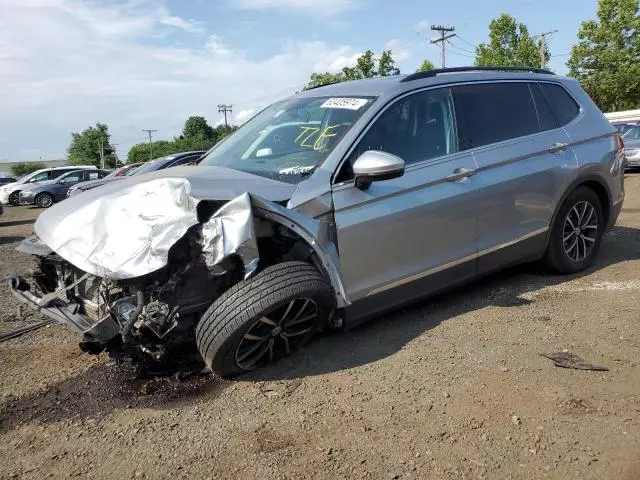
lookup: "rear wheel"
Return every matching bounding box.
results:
[196,261,335,378]
[35,192,54,208]
[544,187,604,274]
[8,191,19,206]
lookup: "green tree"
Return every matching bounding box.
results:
[475,14,547,68]
[182,116,216,142]
[10,162,46,177]
[306,72,345,89]
[417,59,435,72]
[127,140,175,163]
[305,49,401,89]
[568,0,640,112]
[67,123,116,168]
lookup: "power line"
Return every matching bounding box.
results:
[455,35,478,49]
[142,129,157,161]
[446,40,476,55]
[430,24,456,68]
[218,104,233,128]
[445,46,475,59]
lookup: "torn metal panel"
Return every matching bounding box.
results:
[250,194,348,307]
[200,193,259,279]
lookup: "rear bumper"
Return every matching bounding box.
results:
[7,276,121,341]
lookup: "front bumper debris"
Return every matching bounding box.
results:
[8,276,121,341]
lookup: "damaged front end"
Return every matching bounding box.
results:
[9,192,259,365]
[9,176,345,372]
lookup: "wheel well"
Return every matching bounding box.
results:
[579,180,610,226]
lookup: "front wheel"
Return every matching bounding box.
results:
[544,187,604,274]
[196,261,335,378]
[8,191,20,206]
[35,192,54,208]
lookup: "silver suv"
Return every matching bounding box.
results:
[10,67,625,378]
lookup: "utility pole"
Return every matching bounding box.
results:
[97,137,105,169]
[218,104,232,128]
[430,25,456,68]
[533,30,558,68]
[142,129,157,161]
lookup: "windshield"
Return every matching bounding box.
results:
[198,96,375,184]
[623,125,640,140]
[129,157,172,176]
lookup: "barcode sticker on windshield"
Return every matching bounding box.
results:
[321,98,369,110]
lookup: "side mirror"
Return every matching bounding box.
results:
[352,150,405,190]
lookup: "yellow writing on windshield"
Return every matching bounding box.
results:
[294,124,341,151]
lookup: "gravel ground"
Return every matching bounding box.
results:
[1,177,640,480]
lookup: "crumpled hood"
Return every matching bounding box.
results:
[32,166,296,279]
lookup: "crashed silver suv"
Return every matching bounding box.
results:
[9,67,625,377]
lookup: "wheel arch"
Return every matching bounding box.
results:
[250,196,348,309]
[546,174,612,248]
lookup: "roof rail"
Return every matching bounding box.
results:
[400,65,555,83]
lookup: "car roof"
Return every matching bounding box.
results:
[297,67,565,101]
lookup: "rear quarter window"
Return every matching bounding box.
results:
[539,83,580,127]
[452,82,540,150]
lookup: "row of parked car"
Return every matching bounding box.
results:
[0,151,206,210]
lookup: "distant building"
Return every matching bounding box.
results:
[0,159,67,176]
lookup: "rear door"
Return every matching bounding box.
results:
[332,87,480,318]
[451,81,576,274]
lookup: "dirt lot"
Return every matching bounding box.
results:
[1,177,640,480]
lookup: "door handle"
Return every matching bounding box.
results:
[549,142,568,154]
[446,167,476,182]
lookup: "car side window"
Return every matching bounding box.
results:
[530,83,558,132]
[31,172,51,182]
[60,173,82,184]
[337,88,458,182]
[539,83,580,127]
[452,82,540,151]
[52,169,71,178]
[87,172,101,180]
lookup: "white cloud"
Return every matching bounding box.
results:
[234,109,256,124]
[0,0,362,160]
[233,0,360,16]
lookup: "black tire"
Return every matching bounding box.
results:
[35,192,54,208]
[8,191,19,206]
[544,186,604,274]
[196,261,335,378]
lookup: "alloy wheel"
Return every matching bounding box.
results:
[562,200,598,262]
[36,194,53,208]
[235,298,318,371]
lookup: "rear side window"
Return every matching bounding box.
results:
[530,83,558,131]
[539,83,580,126]
[452,82,540,150]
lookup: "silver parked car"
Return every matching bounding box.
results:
[9,67,625,378]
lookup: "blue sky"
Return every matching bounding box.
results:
[0,0,599,162]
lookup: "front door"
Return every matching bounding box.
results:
[331,87,482,320]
